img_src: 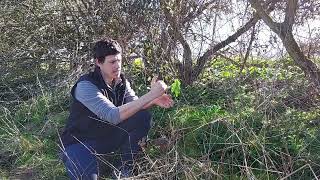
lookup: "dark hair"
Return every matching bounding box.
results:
[93,38,122,63]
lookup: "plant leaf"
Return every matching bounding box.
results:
[171,79,181,97]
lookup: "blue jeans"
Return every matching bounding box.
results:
[61,110,151,179]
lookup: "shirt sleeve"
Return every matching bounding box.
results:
[74,81,121,125]
[124,79,138,103]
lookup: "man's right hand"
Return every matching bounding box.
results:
[150,76,168,98]
[118,75,170,121]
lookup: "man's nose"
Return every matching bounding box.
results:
[114,62,120,68]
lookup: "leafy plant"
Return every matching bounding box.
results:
[171,79,181,97]
[133,58,144,68]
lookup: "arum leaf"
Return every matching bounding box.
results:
[171,79,181,97]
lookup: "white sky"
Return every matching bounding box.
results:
[186,0,320,60]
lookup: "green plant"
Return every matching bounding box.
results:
[170,79,181,98]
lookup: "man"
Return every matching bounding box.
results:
[61,38,174,179]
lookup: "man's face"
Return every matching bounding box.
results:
[96,53,122,81]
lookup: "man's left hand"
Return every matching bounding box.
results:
[153,94,174,108]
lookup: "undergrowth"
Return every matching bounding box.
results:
[0,58,320,179]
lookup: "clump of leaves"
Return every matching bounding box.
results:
[133,58,144,68]
[171,79,181,97]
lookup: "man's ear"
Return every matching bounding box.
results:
[95,59,101,67]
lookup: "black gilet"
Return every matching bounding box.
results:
[61,67,126,146]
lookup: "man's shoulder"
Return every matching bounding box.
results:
[78,72,93,81]
[70,72,96,96]
[76,71,100,86]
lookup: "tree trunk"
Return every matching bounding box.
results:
[249,0,320,88]
[280,30,320,87]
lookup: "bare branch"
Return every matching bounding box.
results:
[240,25,256,74]
[283,0,298,31]
[193,15,259,79]
[191,0,277,81]
[161,1,193,81]
[250,0,320,88]
[182,0,216,24]
[248,0,281,34]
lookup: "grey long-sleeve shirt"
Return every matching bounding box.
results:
[74,80,138,125]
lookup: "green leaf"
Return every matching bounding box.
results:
[221,71,232,78]
[171,79,181,97]
[133,58,143,68]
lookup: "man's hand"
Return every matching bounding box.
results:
[152,94,174,108]
[150,75,174,108]
[149,75,168,98]
[118,75,173,121]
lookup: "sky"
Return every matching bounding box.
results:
[186,0,320,60]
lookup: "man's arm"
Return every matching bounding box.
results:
[118,80,167,120]
[124,79,174,110]
[123,80,138,103]
[124,78,174,110]
[75,81,121,124]
[123,79,155,109]
[75,79,167,124]
[143,94,174,109]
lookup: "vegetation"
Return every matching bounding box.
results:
[1,57,319,179]
[1,0,319,179]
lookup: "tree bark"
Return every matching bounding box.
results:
[249,0,320,87]
[192,16,259,82]
[161,0,276,85]
[281,32,320,86]
[161,1,195,84]
[191,0,277,83]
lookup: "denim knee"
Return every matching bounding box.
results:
[118,110,152,133]
[61,141,98,180]
[135,109,152,130]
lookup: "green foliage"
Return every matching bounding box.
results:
[170,79,181,97]
[146,57,320,179]
[1,0,319,178]
[1,53,320,179]
[0,92,68,179]
[0,0,161,105]
[133,58,144,69]
[174,105,224,128]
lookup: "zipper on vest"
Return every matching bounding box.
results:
[114,91,117,106]
[105,89,113,104]
[121,90,125,105]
